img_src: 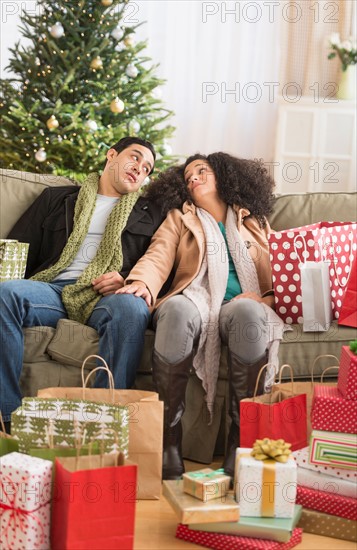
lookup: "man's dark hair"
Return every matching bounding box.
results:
[108,137,156,174]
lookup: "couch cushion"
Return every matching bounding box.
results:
[269,192,357,231]
[0,169,78,238]
[47,319,99,369]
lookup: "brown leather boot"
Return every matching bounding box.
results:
[152,350,192,480]
[223,352,267,478]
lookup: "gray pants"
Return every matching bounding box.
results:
[153,295,269,365]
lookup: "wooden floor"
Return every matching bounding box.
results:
[134,459,357,550]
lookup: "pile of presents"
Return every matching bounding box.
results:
[164,342,357,550]
[0,357,164,550]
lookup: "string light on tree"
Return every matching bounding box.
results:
[49,22,64,38]
[46,115,59,130]
[110,97,125,113]
[35,148,47,162]
[90,56,103,70]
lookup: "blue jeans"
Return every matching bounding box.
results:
[0,279,150,421]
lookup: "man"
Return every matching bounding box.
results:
[0,137,163,432]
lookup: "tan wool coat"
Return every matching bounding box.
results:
[127,202,275,310]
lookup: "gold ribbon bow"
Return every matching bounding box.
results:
[251,438,292,463]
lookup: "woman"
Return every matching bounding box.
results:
[117,152,285,479]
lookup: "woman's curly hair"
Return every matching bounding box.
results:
[144,151,276,227]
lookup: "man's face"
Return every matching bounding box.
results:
[101,144,155,197]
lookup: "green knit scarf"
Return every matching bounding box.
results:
[31,173,139,323]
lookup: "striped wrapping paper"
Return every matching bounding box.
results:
[296,485,357,520]
[309,430,357,469]
[338,346,357,401]
[296,466,357,499]
[176,524,303,550]
[311,385,357,433]
[293,446,356,482]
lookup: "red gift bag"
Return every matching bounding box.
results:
[269,222,356,323]
[338,257,357,328]
[240,365,307,452]
[51,453,137,550]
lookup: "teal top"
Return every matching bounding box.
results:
[218,222,242,301]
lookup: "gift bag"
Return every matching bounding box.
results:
[0,412,19,456]
[51,450,137,550]
[240,365,307,451]
[269,222,356,323]
[38,355,163,499]
[272,357,338,440]
[12,363,129,455]
[0,239,29,281]
[295,235,332,331]
[338,257,357,328]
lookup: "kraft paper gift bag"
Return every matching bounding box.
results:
[38,355,163,499]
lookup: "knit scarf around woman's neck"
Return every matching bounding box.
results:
[31,173,140,323]
[183,206,285,422]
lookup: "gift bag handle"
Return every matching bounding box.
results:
[252,363,271,400]
[277,364,295,387]
[90,427,124,467]
[311,354,339,383]
[293,234,308,265]
[321,365,339,384]
[81,355,115,401]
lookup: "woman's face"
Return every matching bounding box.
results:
[184,159,218,205]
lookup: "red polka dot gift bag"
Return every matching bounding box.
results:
[269,222,357,325]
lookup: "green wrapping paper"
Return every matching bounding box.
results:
[11,397,129,455]
[309,429,357,469]
[0,239,29,281]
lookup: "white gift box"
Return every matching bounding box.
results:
[235,447,297,518]
[0,452,52,549]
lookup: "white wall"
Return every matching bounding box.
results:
[1,1,281,161]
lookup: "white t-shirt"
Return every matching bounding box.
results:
[54,194,119,281]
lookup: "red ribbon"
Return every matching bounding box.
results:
[0,474,49,549]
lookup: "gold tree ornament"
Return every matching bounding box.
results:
[90,56,103,70]
[101,0,113,5]
[46,115,59,130]
[110,97,125,113]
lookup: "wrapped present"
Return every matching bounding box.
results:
[189,505,302,543]
[11,397,129,455]
[311,384,357,433]
[235,442,297,518]
[293,446,357,482]
[298,508,357,542]
[183,468,231,502]
[0,239,29,281]
[309,429,357,469]
[176,524,303,550]
[269,222,356,323]
[296,485,357,520]
[0,452,52,550]
[338,345,357,400]
[163,480,239,524]
[296,464,357,499]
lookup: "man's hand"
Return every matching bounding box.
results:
[92,272,124,296]
[116,281,152,307]
[230,291,263,303]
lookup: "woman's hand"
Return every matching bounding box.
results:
[92,272,124,295]
[116,281,152,307]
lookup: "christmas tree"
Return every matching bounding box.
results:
[0,0,175,180]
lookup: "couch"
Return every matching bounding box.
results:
[1,169,356,462]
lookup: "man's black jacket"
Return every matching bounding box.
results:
[8,185,165,280]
